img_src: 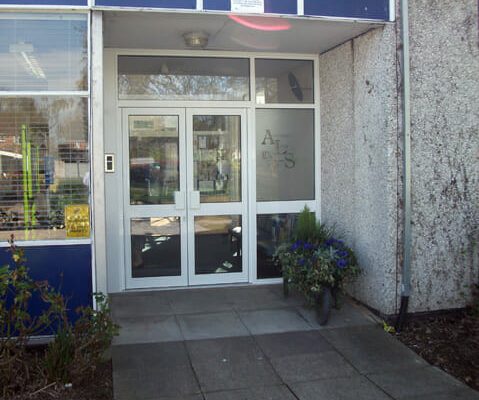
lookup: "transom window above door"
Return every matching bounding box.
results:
[118,56,250,101]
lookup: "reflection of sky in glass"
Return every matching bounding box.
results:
[0,14,87,91]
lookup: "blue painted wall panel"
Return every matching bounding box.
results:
[204,0,297,14]
[0,244,92,332]
[203,0,228,11]
[304,0,389,20]
[0,0,87,4]
[95,0,196,8]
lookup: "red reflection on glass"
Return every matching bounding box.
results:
[228,15,291,31]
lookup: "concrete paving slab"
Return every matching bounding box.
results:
[112,341,190,371]
[178,311,249,340]
[238,308,312,335]
[167,288,235,314]
[204,385,297,400]
[113,315,183,345]
[290,376,392,400]
[254,331,333,359]
[320,325,427,374]
[367,366,466,399]
[191,357,281,392]
[111,292,174,319]
[269,351,357,384]
[228,286,293,311]
[186,336,265,364]
[297,301,375,329]
[403,388,479,400]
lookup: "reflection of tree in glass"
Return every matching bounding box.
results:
[119,73,249,100]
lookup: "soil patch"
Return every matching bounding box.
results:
[395,308,479,391]
[11,360,113,400]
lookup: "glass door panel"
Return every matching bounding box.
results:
[129,115,180,205]
[123,109,187,289]
[187,109,248,286]
[194,215,242,275]
[193,115,242,203]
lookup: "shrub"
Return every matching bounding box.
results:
[0,237,118,398]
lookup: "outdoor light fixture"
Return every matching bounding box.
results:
[183,32,209,49]
[9,42,46,79]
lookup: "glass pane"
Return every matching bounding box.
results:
[0,14,88,91]
[195,215,242,275]
[257,214,298,279]
[0,97,89,241]
[256,109,314,201]
[255,59,314,104]
[129,115,179,205]
[131,217,181,278]
[193,115,241,203]
[118,56,250,101]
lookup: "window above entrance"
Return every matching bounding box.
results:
[118,56,250,101]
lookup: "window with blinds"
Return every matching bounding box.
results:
[0,13,89,242]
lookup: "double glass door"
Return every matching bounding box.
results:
[123,108,247,288]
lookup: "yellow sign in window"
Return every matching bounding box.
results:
[65,205,90,238]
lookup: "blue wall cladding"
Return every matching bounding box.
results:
[204,0,297,14]
[304,0,389,20]
[0,244,92,331]
[0,0,87,4]
[95,0,196,8]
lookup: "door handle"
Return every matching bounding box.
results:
[190,191,200,209]
[174,191,185,210]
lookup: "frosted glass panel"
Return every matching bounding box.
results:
[256,109,314,201]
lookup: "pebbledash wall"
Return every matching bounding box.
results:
[320,0,479,315]
[0,0,477,317]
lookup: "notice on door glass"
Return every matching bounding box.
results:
[231,0,264,14]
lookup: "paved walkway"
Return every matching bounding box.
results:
[110,285,479,400]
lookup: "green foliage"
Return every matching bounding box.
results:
[0,237,119,398]
[293,206,334,244]
[276,206,360,305]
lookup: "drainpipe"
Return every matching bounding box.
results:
[395,0,412,332]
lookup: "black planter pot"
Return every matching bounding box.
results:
[283,276,289,298]
[315,287,333,326]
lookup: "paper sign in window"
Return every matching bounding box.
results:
[65,205,90,238]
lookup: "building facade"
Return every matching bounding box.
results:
[0,0,477,318]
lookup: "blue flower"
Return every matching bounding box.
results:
[290,240,303,251]
[303,242,314,250]
[325,239,335,247]
[338,250,349,258]
[336,259,348,269]
[299,258,306,266]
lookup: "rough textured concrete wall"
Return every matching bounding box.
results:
[408,0,479,312]
[320,25,399,316]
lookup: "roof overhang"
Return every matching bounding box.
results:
[104,11,386,54]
